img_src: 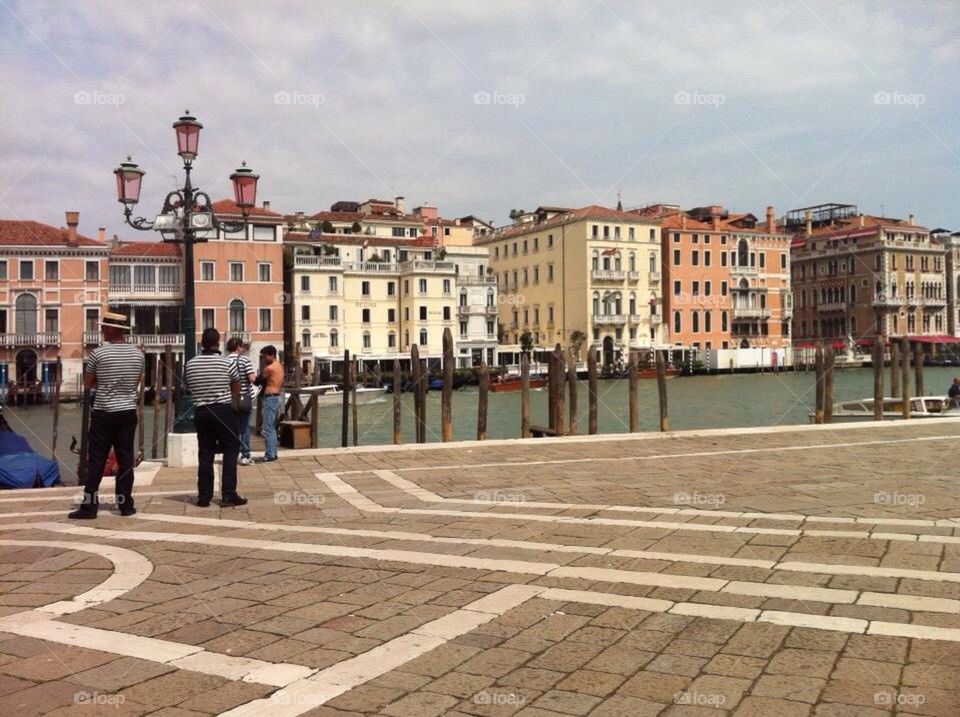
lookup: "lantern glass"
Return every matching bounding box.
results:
[230,162,259,209]
[114,159,144,205]
[173,112,203,160]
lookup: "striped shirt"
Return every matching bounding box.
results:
[229,353,256,399]
[86,343,145,412]
[185,352,240,406]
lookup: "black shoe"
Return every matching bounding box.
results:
[220,496,248,507]
[196,498,211,508]
[120,506,137,517]
[68,508,97,520]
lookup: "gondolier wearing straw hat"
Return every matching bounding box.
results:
[69,312,144,519]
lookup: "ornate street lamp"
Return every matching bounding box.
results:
[114,110,261,433]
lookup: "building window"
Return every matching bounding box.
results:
[547,264,555,282]
[692,281,700,296]
[673,311,681,334]
[201,308,215,330]
[45,261,59,281]
[721,252,727,267]
[419,278,427,294]
[419,306,427,321]
[361,280,370,297]
[443,306,451,321]
[229,262,244,282]
[45,308,58,333]
[387,281,396,296]
[86,261,100,281]
[85,308,99,332]
[487,320,495,336]
[330,330,339,347]
[780,253,787,270]
[673,280,681,296]
[301,305,311,321]
[692,250,699,266]
[388,332,396,348]
[705,281,712,296]
[301,275,311,292]
[362,308,371,324]
[229,299,245,332]
[459,321,467,337]
[673,249,681,265]
[201,262,214,281]
[329,305,338,321]
[704,311,711,332]
[704,251,711,267]
[0,260,6,279]
[252,226,274,241]
[301,330,311,348]
[547,234,554,248]
[19,260,33,281]
[759,253,766,268]
[388,308,396,323]
[443,279,451,294]
[363,331,371,349]
[259,308,271,331]
[419,329,428,346]
[721,281,728,296]
[258,263,271,282]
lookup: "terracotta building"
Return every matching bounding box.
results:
[634,203,793,368]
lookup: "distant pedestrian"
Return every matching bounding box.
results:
[184,328,246,507]
[948,377,960,408]
[226,337,256,466]
[256,345,283,463]
[69,312,144,519]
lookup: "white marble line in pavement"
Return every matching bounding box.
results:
[3,506,960,585]
[371,469,960,529]
[315,472,960,548]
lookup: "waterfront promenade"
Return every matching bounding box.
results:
[1,419,959,715]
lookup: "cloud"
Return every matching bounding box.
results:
[0,0,957,234]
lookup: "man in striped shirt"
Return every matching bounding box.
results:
[69,312,144,519]
[184,327,247,507]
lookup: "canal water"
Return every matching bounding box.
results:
[5,366,958,486]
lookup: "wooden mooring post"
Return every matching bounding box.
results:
[588,347,598,435]
[78,386,91,484]
[552,344,565,435]
[890,339,900,399]
[137,357,146,460]
[520,353,531,438]
[151,356,162,458]
[627,350,638,432]
[567,353,578,435]
[392,358,402,445]
[914,341,924,397]
[873,337,884,421]
[823,345,835,423]
[341,349,351,448]
[351,359,359,446]
[814,344,825,424]
[656,349,669,431]
[411,344,425,443]
[477,363,489,440]
[901,336,911,419]
[163,345,173,456]
[50,357,62,463]
[442,327,453,442]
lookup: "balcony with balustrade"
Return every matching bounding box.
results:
[108,282,183,303]
[592,314,628,326]
[399,260,456,274]
[732,307,771,320]
[591,269,626,282]
[294,255,343,269]
[0,333,61,348]
[127,334,186,348]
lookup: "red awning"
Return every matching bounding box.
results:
[794,342,815,349]
[830,340,846,349]
[907,335,960,345]
[856,338,874,347]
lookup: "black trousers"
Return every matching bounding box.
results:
[82,409,138,511]
[195,403,240,501]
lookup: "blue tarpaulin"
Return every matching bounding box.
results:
[0,429,61,489]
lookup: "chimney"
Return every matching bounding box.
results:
[766,206,775,233]
[98,227,106,243]
[710,205,721,231]
[295,211,304,219]
[65,211,79,246]
[908,213,914,225]
[262,200,270,210]
[805,210,812,237]
[681,214,687,230]
[859,213,865,228]
[395,196,405,214]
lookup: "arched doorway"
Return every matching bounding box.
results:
[739,339,750,349]
[15,349,38,386]
[602,336,615,368]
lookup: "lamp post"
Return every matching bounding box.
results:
[114,111,260,433]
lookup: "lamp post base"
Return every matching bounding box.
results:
[166,431,199,468]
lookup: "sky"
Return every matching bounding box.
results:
[0,0,958,240]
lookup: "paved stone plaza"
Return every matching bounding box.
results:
[2,419,960,716]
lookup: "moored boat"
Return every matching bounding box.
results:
[490,376,548,392]
[290,384,387,406]
[809,396,960,422]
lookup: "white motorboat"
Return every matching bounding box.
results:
[287,383,387,407]
[810,396,960,422]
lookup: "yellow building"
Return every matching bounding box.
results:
[478,205,664,367]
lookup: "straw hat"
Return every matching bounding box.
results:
[101,312,131,331]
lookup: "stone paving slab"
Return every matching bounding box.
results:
[1,420,960,714]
